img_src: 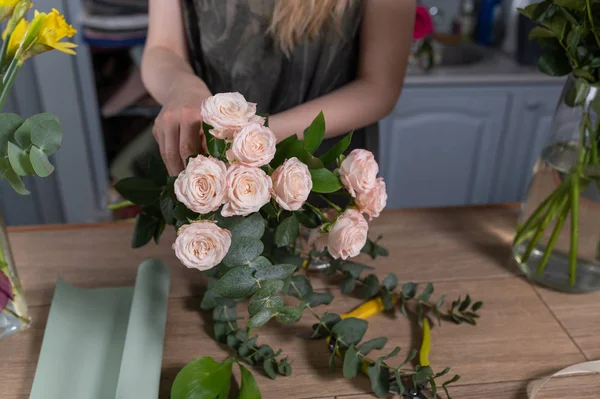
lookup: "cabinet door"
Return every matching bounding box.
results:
[379,87,510,208]
[492,85,563,203]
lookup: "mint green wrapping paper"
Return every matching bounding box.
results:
[29,259,170,399]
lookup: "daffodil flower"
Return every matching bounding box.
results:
[4,8,76,63]
[0,0,23,22]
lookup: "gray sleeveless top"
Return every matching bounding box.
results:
[181,0,378,159]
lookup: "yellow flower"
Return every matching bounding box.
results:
[4,8,76,62]
[0,0,21,22]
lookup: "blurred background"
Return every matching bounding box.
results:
[1,0,564,225]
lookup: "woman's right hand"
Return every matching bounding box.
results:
[153,82,211,175]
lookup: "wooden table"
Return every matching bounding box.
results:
[1,205,599,399]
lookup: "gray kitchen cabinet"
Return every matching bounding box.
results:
[492,86,563,203]
[379,87,511,208]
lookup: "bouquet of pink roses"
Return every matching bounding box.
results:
[115,93,480,399]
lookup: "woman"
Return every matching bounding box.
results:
[142,0,415,175]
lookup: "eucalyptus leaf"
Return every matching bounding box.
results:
[213,305,238,322]
[0,158,29,194]
[276,306,303,324]
[397,348,418,369]
[28,145,54,177]
[214,321,237,342]
[340,274,357,294]
[248,256,272,269]
[254,264,296,280]
[319,130,353,165]
[263,359,278,379]
[401,282,418,299]
[275,214,300,247]
[30,117,62,155]
[239,364,262,399]
[278,358,292,376]
[250,279,284,300]
[341,263,371,278]
[472,301,483,311]
[0,113,23,156]
[331,317,368,346]
[7,141,34,176]
[248,307,277,328]
[419,283,434,302]
[360,274,380,299]
[217,213,266,239]
[248,295,284,315]
[310,168,343,193]
[382,273,398,291]
[302,292,333,307]
[171,356,233,399]
[13,113,58,150]
[288,275,313,298]
[303,111,325,154]
[222,237,264,267]
[311,313,341,338]
[214,267,259,299]
[357,337,388,355]
[382,288,394,311]
[368,364,390,398]
[343,345,361,378]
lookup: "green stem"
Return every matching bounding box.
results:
[0,31,11,76]
[536,195,570,276]
[591,120,599,165]
[586,0,600,48]
[514,185,566,247]
[569,174,580,286]
[579,113,589,165]
[0,57,19,111]
[317,194,343,213]
[107,200,135,210]
[305,202,331,223]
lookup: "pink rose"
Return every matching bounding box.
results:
[328,209,368,260]
[173,221,232,270]
[339,149,379,197]
[308,228,328,252]
[226,122,276,167]
[414,6,434,40]
[201,92,258,139]
[0,270,13,311]
[356,178,387,221]
[271,157,313,211]
[222,164,272,216]
[174,155,227,214]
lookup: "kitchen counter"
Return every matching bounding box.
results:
[1,204,599,399]
[405,49,564,86]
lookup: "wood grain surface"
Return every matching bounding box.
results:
[1,205,599,399]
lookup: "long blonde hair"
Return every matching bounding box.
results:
[269,0,352,54]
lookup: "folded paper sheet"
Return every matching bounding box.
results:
[29,259,170,399]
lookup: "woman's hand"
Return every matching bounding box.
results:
[153,81,211,175]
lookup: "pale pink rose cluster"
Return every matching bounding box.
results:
[308,209,369,260]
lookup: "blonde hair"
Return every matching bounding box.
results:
[269,0,352,54]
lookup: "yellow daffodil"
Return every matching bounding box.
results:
[0,0,22,22]
[4,8,76,63]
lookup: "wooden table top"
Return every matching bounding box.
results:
[1,204,599,399]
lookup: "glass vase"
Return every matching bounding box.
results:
[0,212,31,339]
[514,75,600,292]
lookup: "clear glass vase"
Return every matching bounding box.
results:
[514,75,600,292]
[0,212,31,339]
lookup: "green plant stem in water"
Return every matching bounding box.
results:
[569,174,580,286]
[536,196,570,276]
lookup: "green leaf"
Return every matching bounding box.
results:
[413,365,434,386]
[0,158,29,194]
[159,191,175,224]
[254,264,296,280]
[261,202,278,219]
[319,131,353,165]
[382,273,398,291]
[213,305,238,322]
[27,145,54,177]
[201,288,220,310]
[239,364,262,399]
[13,113,58,150]
[394,369,406,397]
[574,78,591,106]
[459,294,472,312]
[204,122,226,158]
[276,306,303,324]
[248,295,284,315]
[309,168,343,193]
[217,213,266,239]
[312,313,341,338]
[294,208,321,228]
[251,279,284,300]
[343,345,361,378]
[553,0,585,9]
[222,237,264,267]
[357,337,388,355]
[430,377,438,398]
[538,50,572,76]
[303,111,325,154]
[472,301,483,311]
[248,307,277,328]
[248,256,272,269]
[263,359,278,379]
[173,203,199,222]
[397,348,418,369]
[278,358,292,376]
[360,274,380,299]
[443,374,461,388]
[368,364,390,398]
[115,177,162,205]
[7,141,33,176]
[382,288,394,311]
[275,214,300,247]
[402,282,418,299]
[419,283,434,302]
[341,263,371,278]
[30,117,62,155]
[435,367,451,379]
[331,317,368,346]
[214,267,259,299]
[340,274,357,294]
[226,334,239,349]
[0,113,24,157]
[132,212,158,248]
[171,356,233,399]
[302,292,333,307]
[528,26,555,40]
[214,321,237,342]
[271,134,298,169]
[288,275,313,298]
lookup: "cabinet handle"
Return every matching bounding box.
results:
[526,100,541,110]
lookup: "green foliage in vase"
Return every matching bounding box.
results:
[117,110,482,399]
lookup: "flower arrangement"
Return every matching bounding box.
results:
[0,0,75,337]
[515,1,600,286]
[114,93,482,398]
